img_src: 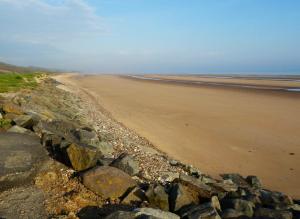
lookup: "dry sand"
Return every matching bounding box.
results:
[62,74,300,198]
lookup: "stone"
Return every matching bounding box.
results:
[111,154,139,176]
[158,171,179,183]
[121,187,146,205]
[134,208,180,219]
[145,184,169,211]
[221,199,254,218]
[96,141,115,156]
[67,143,101,171]
[254,207,292,219]
[169,183,199,212]
[0,133,48,190]
[0,112,2,119]
[13,115,34,129]
[82,166,136,200]
[210,179,238,193]
[3,113,19,120]
[246,175,262,189]
[7,125,35,135]
[98,157,114,166]
[260,190,293,209]
[220,174,249,188]
[176,174,212,199]
[105,211,136,219]
[221,208,244,218]
[187,165,201,177]
[74,128,100,146]
[169,160,179,166]
[2,102,23,115]
[179,202,221,219]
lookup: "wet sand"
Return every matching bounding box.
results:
[63,74,300,198]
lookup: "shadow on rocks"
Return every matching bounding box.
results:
[77,204,135,219]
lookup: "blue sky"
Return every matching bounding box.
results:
[0,0,299,74]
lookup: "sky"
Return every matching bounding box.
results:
[0,0,299,74]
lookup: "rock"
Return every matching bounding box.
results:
[0,133,48,190]
[254,207,293,219]
[176,174,212,199]
[169,160,179,166]
[74,128,100,146]
[0,118,12,130]
[158,171,179,183]
[220,174,249,188]
[0,112,2,119]
[246,175,262,189]
[134,208,180,219]
[145,184,169,211]
[2,102,23,115]
[7,125,35,135]
[210,179,238,193]
[98,157,114,166]
[121,187,146,205]
[221,199,254,218]
[260,190,293,209]
[82,166,136,200]
[105,211,136,219]
[13,114,34,129]
[221,208,245,218]
[96,141,115,156]
[0,186,48,219]
[111,154,139,176]
[187,165,201,177]
[169,183,199,212]
[179,202,221,219]
[3,112,19,120]
[67,143,101,171]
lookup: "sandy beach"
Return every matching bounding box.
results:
[60,74,300,198]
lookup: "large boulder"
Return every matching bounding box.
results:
[259,190,293,209]
[246,175,262,189]
[13,115,34,129]
[111,154,139,176]
[105,211,136,219]
[254,207,293,219]
[220,174,249,188]
[176,174,213,199]
[221,199,254,218]
[82,166,136,200]
[96,141,115,156]
[73,128,100,146]
[2,102,23,115]
[145,184,169,211]
[169,183,199,212]
[0,133,48,190]
[179,202,221,219]
[7,125,35,135]
[66,143,101,171]
[134,208,180,219]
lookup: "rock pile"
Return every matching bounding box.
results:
[0,78,299,219]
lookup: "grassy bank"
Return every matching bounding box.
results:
[0,72,44,93]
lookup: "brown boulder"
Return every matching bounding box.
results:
[2,103,23,115]
[82,166,136,200]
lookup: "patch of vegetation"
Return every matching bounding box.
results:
[0,72,43,93]
[0,118,12,129]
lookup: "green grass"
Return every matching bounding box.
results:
[0,72,42,93]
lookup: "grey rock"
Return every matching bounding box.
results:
[176,173,212,198]
[221,208,244,218]
[246,175,262,189]
[0,186,48,219]
[254,207,293,219]
[145,184,169,211]
[187,165,201,177]
[13,114,34,129]
[158,171,179,183]
[0,133,48,190]
[221,199,254,218]
[96,141,115,156]
[74,128,100,146]
[98,157,114,166]
[169,183,199,212]
[169,160,179,166]
[7,125,35,135]
[179,202,221,219]
[134,208,180,219]
[105,211,136,219]
[121,187,146,205]
[111,154,139,176]
[210,179,238,193]
[220,174,249,188]
[82,166,136,200]
[260,190,293,209]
